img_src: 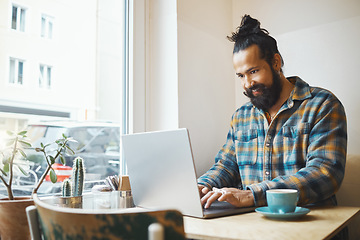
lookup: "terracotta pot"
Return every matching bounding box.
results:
[0,197,34,240]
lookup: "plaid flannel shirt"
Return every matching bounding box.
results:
[198,77,347,207]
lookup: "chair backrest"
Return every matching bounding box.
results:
[27,194,185,240]
[336,154,360,240]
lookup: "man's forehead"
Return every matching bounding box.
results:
[233,45,262,61]
[233,45,266,72]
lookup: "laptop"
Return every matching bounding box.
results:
[121,128,255,218]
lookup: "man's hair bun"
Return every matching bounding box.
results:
[228,15,269,42]
[227,14,284,71]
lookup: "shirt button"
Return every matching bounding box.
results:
[265,137,272,147]
[265,171,270,175]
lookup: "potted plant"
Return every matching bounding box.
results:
[60,156,85,208]
[0,130,76,239]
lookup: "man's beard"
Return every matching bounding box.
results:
[243,68,282,112]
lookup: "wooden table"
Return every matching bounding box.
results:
[183,206,360,240]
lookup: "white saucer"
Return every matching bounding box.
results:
[255,206,310,219]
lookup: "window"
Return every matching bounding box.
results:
[11,5,26,32]
[41,15,53,39]
[9,58,24,85]
[0,1,131,196]
[39,64,52,88]
[24,123,121,194]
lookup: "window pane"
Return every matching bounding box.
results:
[41,17,46,37]
[39,65,44,86]
[18,61,23,84]
[20,9,25,31]
[11,6,17,30]
[2,1,127,196]
[48,21,53,39]
[9,59,15,83]
[47,67,51,87]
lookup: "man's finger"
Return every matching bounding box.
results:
[202,187,210,195]
[204,191,222,209]
[200,190,213,206]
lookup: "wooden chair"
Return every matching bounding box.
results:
[26,194,185,240]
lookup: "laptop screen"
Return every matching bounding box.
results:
[121,128,204,217]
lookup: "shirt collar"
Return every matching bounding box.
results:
[287,76,312,101]
[250,76,312,112]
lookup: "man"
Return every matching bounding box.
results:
[197,15,347,210]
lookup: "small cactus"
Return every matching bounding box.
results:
[61,179,71,197]
[61,157,85,197]
[71,157,85,197]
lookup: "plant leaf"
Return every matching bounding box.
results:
[3,157,10,165]
[49,156,55,164]
[65,146,75,155]
[6,130,14,136]
[60,155,65,165]
[50,169,57,183]
[17,165,29,176]
[67,138,77,143]
[19,140,32,147]
[6,139,15,146]
[3,163,9,173]
[18,148,27,158]
[43,143,51,148]
[18,131,27,136]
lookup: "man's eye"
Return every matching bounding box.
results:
[237,74,244,78]
[250,69,258,74]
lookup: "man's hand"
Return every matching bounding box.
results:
[198,184,210,198]
[200,187,254,209]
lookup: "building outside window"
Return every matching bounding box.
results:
[41,14,53,39]
[11,4,26,32]
[39,64,52,88]
[9,58,24,85]
[0,0,129,196]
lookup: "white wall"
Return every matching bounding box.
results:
[232,0,360,155]
[177,0,235,175]
[146,0,235,176]
[147,0,179,131]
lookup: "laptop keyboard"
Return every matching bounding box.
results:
[203,200,239,210]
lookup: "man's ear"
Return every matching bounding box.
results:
[272,53,282,72]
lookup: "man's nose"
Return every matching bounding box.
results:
[243,76,254,89]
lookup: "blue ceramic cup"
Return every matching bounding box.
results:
[266,189,298,213]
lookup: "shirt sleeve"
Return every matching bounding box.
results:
[248,96,347,206]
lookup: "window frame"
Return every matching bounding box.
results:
[119,0,148,174]
[39,64,52,89]
[41,14,54,39]
[9,57,25,85]
[11,4,27,32]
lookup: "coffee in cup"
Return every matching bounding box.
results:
[266,189,298,214]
